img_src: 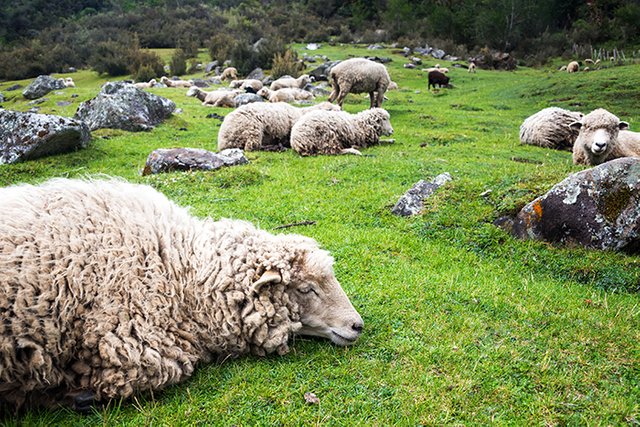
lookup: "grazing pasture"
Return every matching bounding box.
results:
[1,44,639,425]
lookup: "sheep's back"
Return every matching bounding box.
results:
[331,59,390,93]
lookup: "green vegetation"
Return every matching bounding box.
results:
[0,45,639,425]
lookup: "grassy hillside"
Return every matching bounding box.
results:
[1,45,639,426]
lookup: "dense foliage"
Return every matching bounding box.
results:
[1,0,639,78]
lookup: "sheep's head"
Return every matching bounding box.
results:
[229,80,243,89]
[251,237,363,347]
[149,79,157,86]
[299,74,311,86]
[364,108,394,136]
[256,87,270,98]
[186,86,200,97]
[571,108,629,161]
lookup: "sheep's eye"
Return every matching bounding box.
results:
[297,285,318,295]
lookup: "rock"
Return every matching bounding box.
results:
[74,81,175,132]
[5,84,22,91]
[392,173,452,216]
[206,113,225,120]
[403,63,416,69]
[142,147,248,176]
[411,56,423,65]
[71,94,79,98]
[366,56,392,64]
[204,61,218,74]
[0,109,90,164]
[306,43,320,50]
[511,158,640,252]
[414,47,433,56]
[209,77,223,85]
[402,47,411,56]
[191,79,210,88]
[304,83,331,97]
[309,61,340,82]
[234,93,263,106]
[56,101,72,107]
[246,68,265,81]
[367,44,384,50]
[0,93,5,103]
[302,54,317,63]
[22,75,66,100]
[252,38,267,52]
[469,50,516,70]
[431,49,446,59]
[28,98,48,105]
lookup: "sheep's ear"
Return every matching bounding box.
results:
[619,121,629,130]
[251,270,282,293]
[570,121,583,131]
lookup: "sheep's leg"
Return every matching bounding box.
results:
[374,89,385,108]
[341,147,363,156]
[335,88,349,107]
[328,85,339,103]
[369,92,376,109]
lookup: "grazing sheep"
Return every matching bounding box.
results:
[387,81,399,90]
[270,74,311,91]
[468,63,476,73]
[328,58,391,108]
[220,67,238,81]
[584,59,594,65]
[217,101,340,151]
[0,178,363,411]
[559,65,568,72]
[291,108,393,156]
[63,77,76,88]
[230,79,263,93]
[427,70,450,90]
[571,108,640,165]
[567,61,579,73]
[133,79,157,89]
[595,59,601,66]
[519,107,584,151]
[423,67,449,74]
[257,87,315,103]
[160,76,194,88]
[187,86,242,108]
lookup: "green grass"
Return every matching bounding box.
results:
[1,45,639,426]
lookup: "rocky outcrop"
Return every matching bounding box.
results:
[142,147,248,175]
[74,81,175,131]
[22,75,67,100]
[0,110,90,164]
[392,173,452,216]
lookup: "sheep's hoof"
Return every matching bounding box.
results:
[72,390,98,414]
[340,148,363,156]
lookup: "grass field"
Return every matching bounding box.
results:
[1,45,639,426]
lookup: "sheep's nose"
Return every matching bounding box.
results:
[595,141,606,149]
[352,321,364,333]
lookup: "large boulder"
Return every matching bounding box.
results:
[22,75,67,100]
[75,81,175,131]
[0,109,90,164]
[246,68,265,81]
[142,147,248,175]
[511,158,640,252]
[309,61,341,82]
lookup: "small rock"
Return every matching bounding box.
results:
[56,101,72,107]
[206,113,225,120]
[22,75,66,100]
[392,173,452,216]
[142,147,248,176]
[5,84,22,91]
[306,43,320,50]
[403,63,416,69]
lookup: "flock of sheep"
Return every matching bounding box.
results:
[1,50,639,414]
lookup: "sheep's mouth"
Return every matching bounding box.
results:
[591,146,607,154]
[331,330,360,346]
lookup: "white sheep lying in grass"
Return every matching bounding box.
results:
[270,74,311,91]
[0,178,363,411]
[133,78,157,89]
[220,67,238,81]
[160,76,193,88]
[291,108,393,156]
[187,86,242,107]
[567,61,579,73]
[257,87,315,103]
[230,79,263,92]
[328,58,391,108]
[63,77,76,88]
[519,107,584,151]
[217,101,340,151]
[571,108,640,165]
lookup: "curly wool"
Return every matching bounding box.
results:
[217,101,340,151]
[291,108,393,156]
[519,107,584,151]
[257,87,315,103]
[328,58,391,108]
[270,75,311,91]
[0,179,334,408]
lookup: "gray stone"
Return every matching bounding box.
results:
[0,109,90,164]
[6,84,22,91]
[191,79,211,88]
[246,68,265,81]
[392,173,452,216]
[403,63,416,69]
[204,61,218,74]
[306,43,320,50]
[0,93,5,103]
[234,93,264,106]
[74,81,175,132]
[411,56,423,65]
[56,101,72,107]
[28,98,48,105]
[22,75,66,100]
[304,83,331,97]
[367,44,384,50]
[510,158,640,252]
[402,47,411,56]
[142,147,248,175]
[431,49,446,59]
[309,61,341,81]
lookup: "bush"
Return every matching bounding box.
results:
[271,49,304,79]
[129,50,165,81]
[208,33,236,63]
[89,41,132,76]
[170,48,187,76]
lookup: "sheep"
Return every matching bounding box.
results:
[583,67,590,72]
[63,77,76,88]
[187,86,242,108]
[387,81,399,90]
[0,178,363,411]
[256,87,315,103]
[571,108,640,165]
[229,79,263,93]
[567,61,579,73]
[559,65,568,72]
[220,67,238,81]
[584,59,594,65]
[428,70,450,90]
[160,76,194,88]
[468,63,476,73]
[291,108,393,156]
[270,74,311,91]
[519,107,584,151]
[133,78,157,89]
[423,67,449,74]
[217,101,340,151]
[328,58,391,108]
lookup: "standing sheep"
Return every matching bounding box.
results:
[217,101,340,151]
[256,87,315,103]
[220,67,238,81]
[427,70,450,90]
[63,77,76,88]
[468,63,476,73]
[567,61,579,73]
[0,178,363,411]
[290,108,393,156]
[571,108,640,165]
[519,107,584,151]
[270,74,311,91]
[328,58,391,108]
[187,86,242,107]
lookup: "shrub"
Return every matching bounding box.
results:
[208,33,236,63]
[129,49,165,81]
[89,41,132,76]
[170,48,187,76]
[271,49,304,79]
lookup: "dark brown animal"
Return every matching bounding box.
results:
[428,71,450,90]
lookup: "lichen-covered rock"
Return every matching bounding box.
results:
[511,158,640,252]
[392,173,452,216]
[22,75,66,100]
[0,109,90,164]
[234,93,264,106]
[74,81,175,131]
[309,61,340,82]
[142,147,248,175]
